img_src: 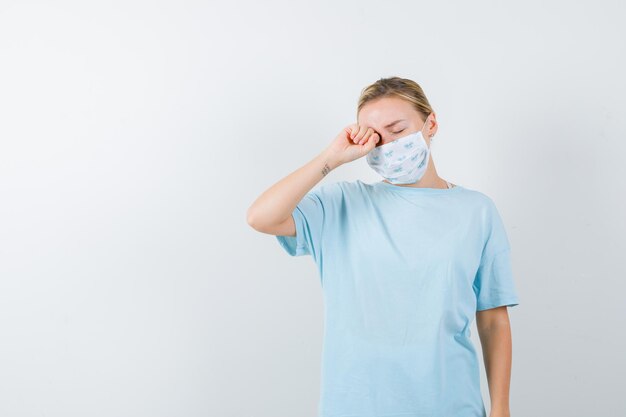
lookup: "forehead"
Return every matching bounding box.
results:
[358,96,415,127]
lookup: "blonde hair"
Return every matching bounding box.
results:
[357,76,434,122]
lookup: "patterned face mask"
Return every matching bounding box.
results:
[366,118,432,185]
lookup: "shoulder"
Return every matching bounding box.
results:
[311,179,364,197]
[458,187,510,239]
[336,179,384,195]
[304,180,376,208]
[455,185,500,212]
[309,180,346,197]
[315,181,502,210]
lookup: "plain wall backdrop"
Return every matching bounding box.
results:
[1,0,625,416]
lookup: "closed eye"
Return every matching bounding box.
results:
[393,129,405,134]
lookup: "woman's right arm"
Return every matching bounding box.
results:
[246,123,380,236]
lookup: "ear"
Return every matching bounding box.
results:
[426,112,437,137]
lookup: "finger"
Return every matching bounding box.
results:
[359,128,376,145]
[353,125,367,144]
[349,124,360,141]
[350,126,361,143]
[345,123,358,139]
[363,132,379,150]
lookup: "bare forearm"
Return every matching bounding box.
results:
[246,149,340,229]
[478,321,513,416]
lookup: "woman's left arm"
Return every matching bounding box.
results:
[476,306,514,417]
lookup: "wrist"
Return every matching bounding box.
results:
[319,149,342,172]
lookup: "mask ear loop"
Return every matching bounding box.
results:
[422,115,435,147]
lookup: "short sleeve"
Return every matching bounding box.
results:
[472,199,520,311]
[275,182,342,259]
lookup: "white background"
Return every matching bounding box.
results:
[1,1,625,416]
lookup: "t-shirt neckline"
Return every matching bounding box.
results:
[375,180,464,194]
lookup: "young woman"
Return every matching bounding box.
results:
[247,77,520,417]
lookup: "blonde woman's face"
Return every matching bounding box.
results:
[357,96,436,147]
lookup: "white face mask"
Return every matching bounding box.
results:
[366,117,432,184]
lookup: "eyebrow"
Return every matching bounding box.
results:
[384,119,406,129]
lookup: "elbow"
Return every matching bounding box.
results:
[246,206,271,232]
[476,306,511,334]
[246,206,260,230]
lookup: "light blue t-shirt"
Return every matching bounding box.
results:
[276,179,520,417]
